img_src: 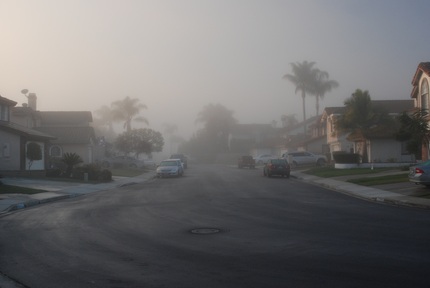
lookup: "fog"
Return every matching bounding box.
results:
[1,0,429,142]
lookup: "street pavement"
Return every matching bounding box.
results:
[1,168,430,215]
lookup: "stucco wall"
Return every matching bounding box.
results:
[0,130,21,170]
[369,139,415,163]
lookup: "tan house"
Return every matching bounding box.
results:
[321,100,415,163]
[0,95,55,172]
[0,93,98,173]
[410,62,430,160]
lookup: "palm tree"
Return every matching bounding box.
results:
[313,70,339,116]
[61,152,83,177]
[111,96,148,132]
[396,109,430,160]
[283,61,318,123]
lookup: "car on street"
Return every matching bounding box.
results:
[170,153,188,168]
[409,160,430,186]
[101,156,145,169]
[254,154,277,165]
[238,155,255,169]
[156,159,184,177]
[282,151,327,167]
[263,158,291,178]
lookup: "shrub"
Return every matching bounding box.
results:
[100,169,112,182]
[71,164,112,182]
[333,152,361,164]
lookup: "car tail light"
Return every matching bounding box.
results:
[415,168,425,174]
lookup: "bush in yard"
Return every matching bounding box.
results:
[333,152,361,164]
[100,169,112,182]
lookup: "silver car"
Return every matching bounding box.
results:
[282,151,327,167]
[409,160,430,187]
[156,159,184,178]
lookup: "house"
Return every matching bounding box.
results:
[410,62,430,160]
[8,93,98,170]
[0,95,55,172]
[228,123,282,156]
[321,100,415,163]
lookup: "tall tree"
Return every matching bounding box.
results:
[280,114,298,128]
[111,96,148,132]
[336,89,394,162]
[313,70,339,116]
[396,109,430,160]
[196,103,237,153]
[115,128,164,158]
[283,61,318,123]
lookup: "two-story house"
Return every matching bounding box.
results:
[9,93,97,169]
[410,62,430,160]
[321,100,415,163]
[0,95,55,173]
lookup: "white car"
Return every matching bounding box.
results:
[282,151,327,167]
[253,154,277,165]
[156,159,184,178]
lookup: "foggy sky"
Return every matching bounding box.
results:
[1,0,429,139]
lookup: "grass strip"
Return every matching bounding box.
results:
[0,184,47,194]
[303,167,400,178]
[347,174,409,186]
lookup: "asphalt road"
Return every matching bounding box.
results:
[1,164,430,288]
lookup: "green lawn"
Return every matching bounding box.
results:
[0,184,47,194]
[347,174,409,186]
[303,166,404,178]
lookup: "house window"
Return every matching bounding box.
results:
[50,145,62,157]
[2,143,10,157]
[421,79,429,111]
[0,104,9,121]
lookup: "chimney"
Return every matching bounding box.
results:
[28,93,37,110]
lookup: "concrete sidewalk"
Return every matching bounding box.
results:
[0,172,157,214]
[1,169,430,215]
[292,170,430,209]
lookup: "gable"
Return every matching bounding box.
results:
[411,62,430,99]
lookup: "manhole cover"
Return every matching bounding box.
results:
[190,228,221,235]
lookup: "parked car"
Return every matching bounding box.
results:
[409,160,430,186]
[101,156,145,169]
[254,154,276,165]
[282,151,327,167]
[263,158,291,178]
[170,153,188,168]
[238,155,255,169]
[156,159,184,178]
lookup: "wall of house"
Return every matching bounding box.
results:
[60,144,94,164]
[369,139,415,163]
[0,130,21,170]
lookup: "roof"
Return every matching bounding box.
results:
[0,95,17,107]
[411,62,430,98]
[371,100,414,113]
[39,111,93,126]
[322,100,414,117]
[35,126,95,144]
[0,121,56,140]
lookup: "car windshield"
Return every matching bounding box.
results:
[159,161,178,166]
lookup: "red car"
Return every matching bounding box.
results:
[263,158,290,178]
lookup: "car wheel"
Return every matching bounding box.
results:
[317,159,326,166]
[292,161,298,169]
[285,173,290,178]
[267,172,272,178]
